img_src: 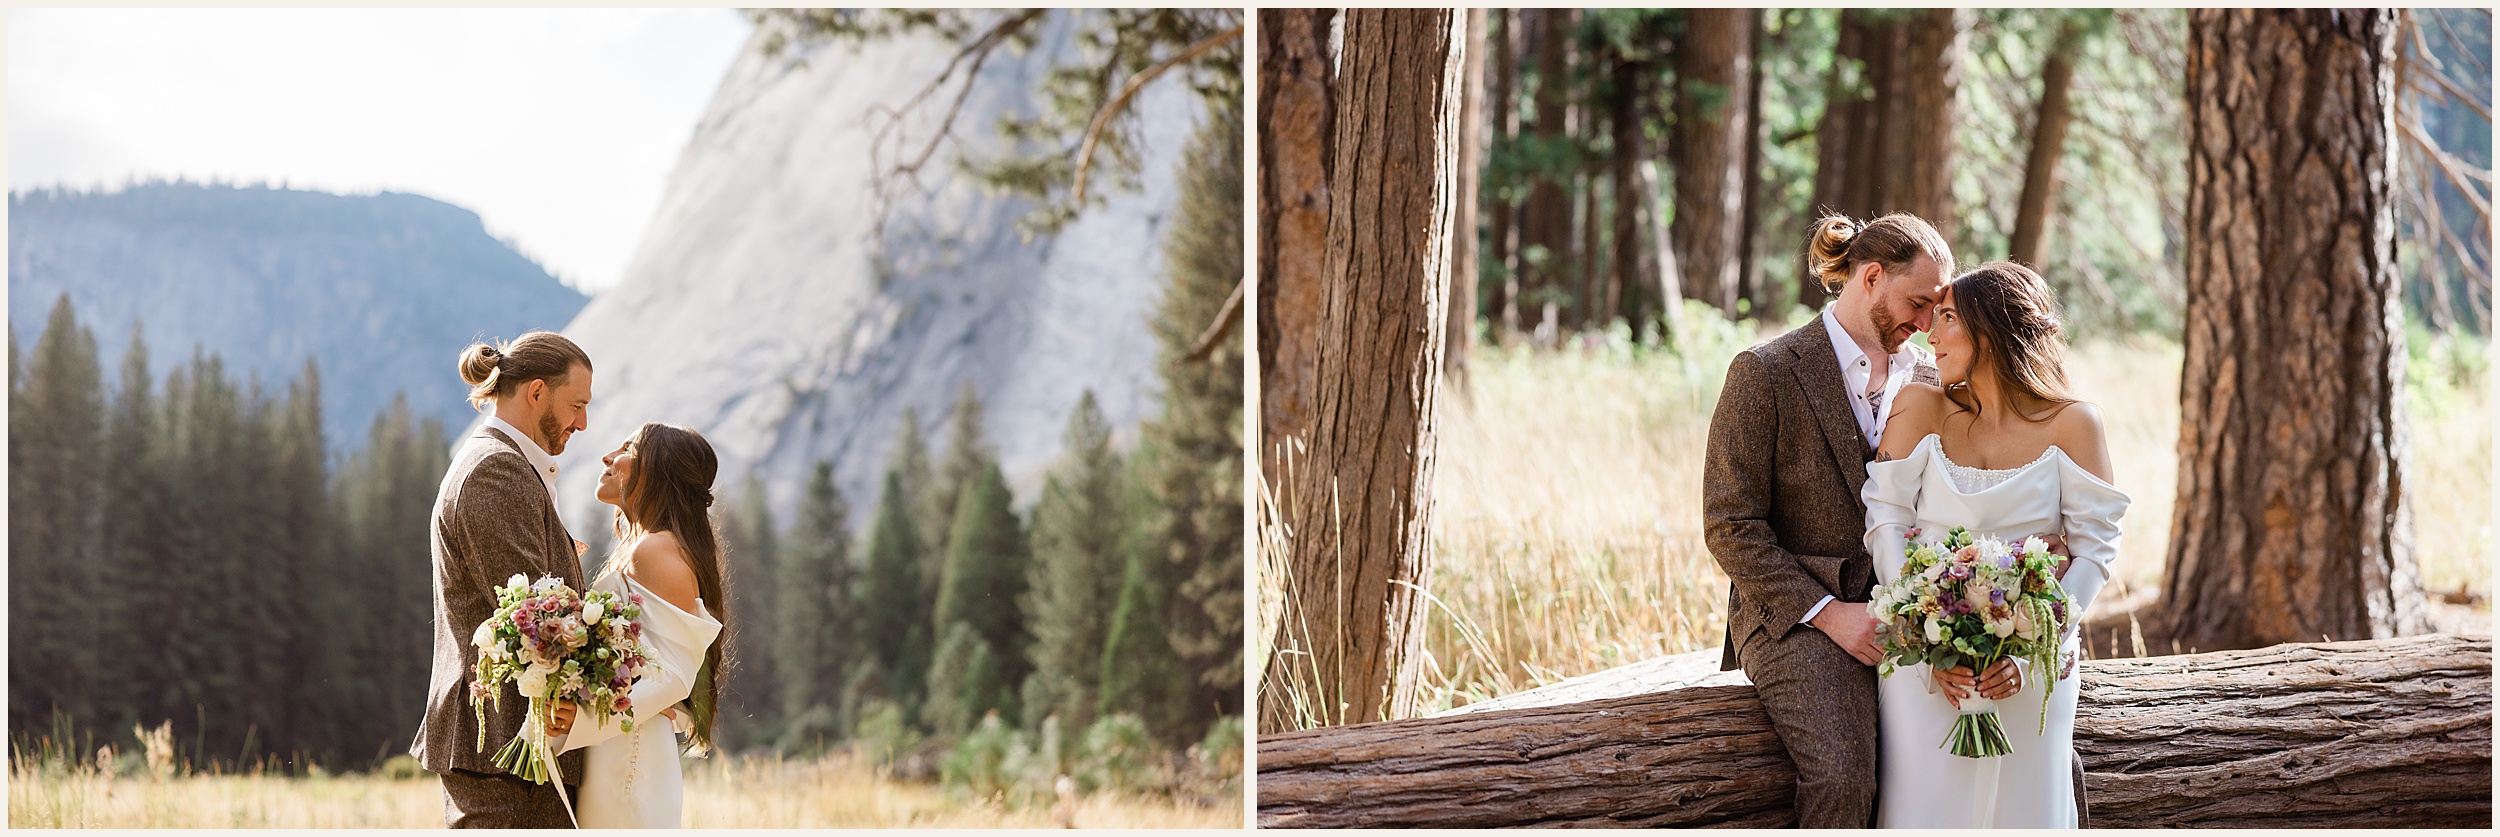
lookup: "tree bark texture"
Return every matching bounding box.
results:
[1258,8,1465,732]
[1807,10,1964,246]
[1486,9,1520,342]
[1445,8,1485,384]
[1520,8,1576,338]
[1257,635,2492,828]
[1670,8,1755,319]
[2165,8,2428,653]
[2010,15,2083,268]
[1256,9,1335,483]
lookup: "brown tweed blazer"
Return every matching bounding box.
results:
[411,425,587,779]
[1705,318,1937,670]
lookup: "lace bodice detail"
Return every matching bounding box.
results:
[1935,445,2057,494]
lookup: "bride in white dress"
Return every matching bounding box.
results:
[1860,262,2128,828]
[551,422,728,828]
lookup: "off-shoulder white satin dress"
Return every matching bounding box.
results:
[1862,434,2129,829]
[556,571,720,828]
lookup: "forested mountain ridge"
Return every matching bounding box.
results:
[8,182,589,440]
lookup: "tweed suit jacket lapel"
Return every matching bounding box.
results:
[476,425,565,579]
[1782,327,1875,499]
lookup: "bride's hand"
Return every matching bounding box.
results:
[1932,665,1977,709]
[1974,658,2022,699]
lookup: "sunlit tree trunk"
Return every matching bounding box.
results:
[1486,10,1521,342]
[1256,8,1334,483]
[2010,15,2084,268]
[1259,8,1465,731]
[1671,8,1754,319]
[2165,8,2427,651]
[1521,8,1576,340]
[1446,8,1485,385]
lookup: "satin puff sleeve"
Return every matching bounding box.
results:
[1861,437,1931,585]
[2055,455,2131,616]
[556,583,721,754]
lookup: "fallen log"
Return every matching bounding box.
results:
[1256,633,2491,828]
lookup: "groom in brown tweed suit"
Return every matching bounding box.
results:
[1703,215,1948,828]
[411,332,595,828]
[1705,214,2089,827]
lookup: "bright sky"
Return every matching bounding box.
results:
[8,8,753,294]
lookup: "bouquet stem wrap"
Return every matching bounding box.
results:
[1942,692,2012,759]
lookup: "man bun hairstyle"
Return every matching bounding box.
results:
[1803,211,1955,292]
[459,331,592,408]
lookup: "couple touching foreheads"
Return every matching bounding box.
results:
[406,331,730,827]
[1705,212,2130,828]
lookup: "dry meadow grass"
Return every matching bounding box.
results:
[8,751,1238,828]
[1408,314,2491,713]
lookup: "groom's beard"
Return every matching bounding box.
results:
[537,411,568,456]
[1869,304,1908,353]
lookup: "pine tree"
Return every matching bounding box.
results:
[857,469,931,720]
[1108,82,1247,745]
[1021,390,1130,732]
[9,295,106,736]
[95,324,164,739]
[928,461,1030,729]
[338,394,447,765]
[923,383,992,567]
[777,462,856,748]
[267,360,336,763]
[719,475,782,752]
[1097,497,1187,742]
[920,621,998,738]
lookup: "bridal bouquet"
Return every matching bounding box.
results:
[1868,527,2075,758]
[469,573,653,785]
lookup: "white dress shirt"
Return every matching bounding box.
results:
[1803,305,1923,626]
[483,414,563,516]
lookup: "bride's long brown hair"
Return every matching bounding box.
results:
[1943,261,2076,419]
[604,422,727,753]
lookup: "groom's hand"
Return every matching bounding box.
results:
[2042,534,2075,579]
[1810,602,1884,666]
[548,701,578,736]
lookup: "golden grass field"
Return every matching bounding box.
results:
[8,751,1240,828]
[1408,312,2492,713]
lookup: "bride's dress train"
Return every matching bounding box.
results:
[1863,433,2127,828]
[556,571,720,828]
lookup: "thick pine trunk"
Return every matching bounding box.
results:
[1257,635,2493,828]
[1801,11,1866,311]
[1807,10,1963,246]
[1670,9,1754,319]
[2010,16,2082,268]
[1258,8,1465,731]
[1445,8,1485,384]
[1735,8,1768,318]
[1255,9,1335,482]
[1521,8,1576,340]
[1608,54,1645,331]
[1486,10,1520,342]
[2165,8,2427,652]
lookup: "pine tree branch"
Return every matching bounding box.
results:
[1182,279,1246,364]
[1068,24,1245,205]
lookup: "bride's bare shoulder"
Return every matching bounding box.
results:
[627,531,702,614]
[2050,401,2114,481]
[1876,384,1949,462]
